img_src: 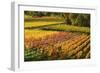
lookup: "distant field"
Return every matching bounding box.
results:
[24,16,64,28]
[24,15,63,21]
[24,16,90,34]
[25,29,58,40]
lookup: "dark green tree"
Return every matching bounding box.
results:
[61,13,71,25]
[69,13,78,25]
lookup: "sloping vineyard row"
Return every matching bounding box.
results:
[25,32,81,49]
[24,32,90,61]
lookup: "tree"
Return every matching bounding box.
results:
[61,13,71,25]
[69,13,78,25]
[62,13,90,27]
[75,14,90,27]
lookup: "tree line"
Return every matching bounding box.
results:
[25,11,90,27]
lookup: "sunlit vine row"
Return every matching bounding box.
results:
[24,32,90,61]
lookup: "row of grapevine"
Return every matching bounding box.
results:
[24,32,90,61]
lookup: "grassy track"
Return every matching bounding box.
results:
[25,22,63,28]
[41,24,90,34]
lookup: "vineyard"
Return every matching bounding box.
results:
[24,31,90,61]
[24,11,90,61]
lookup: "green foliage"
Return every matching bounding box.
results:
[75,14,90,27]
[69,13,78,25]
[62,13,90,27]
[24,48,48,61]
[75,14,85,26]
